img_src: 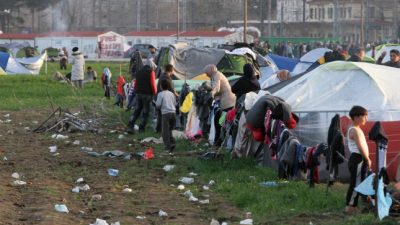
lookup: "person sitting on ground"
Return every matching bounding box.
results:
[231,63,260,100]
[345,105,372,214]
[155,79,176,154]
[377,49,400,68]
[347,47,365,62]
[85,66,97,82]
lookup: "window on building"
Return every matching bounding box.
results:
[340,7,344,18]
[71,40,78,46]
[318,8,321,19]
[348,7,352,18]
[328,8,333,19]
[310,8,314,19]
[343,7,346,18]
[322,8,325,19]
[369,7,375,18]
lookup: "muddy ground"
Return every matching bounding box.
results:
[0,109,243,225]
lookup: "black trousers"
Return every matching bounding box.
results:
[346,153,367,206]
[162,113,176,151]
[128,94,152,130]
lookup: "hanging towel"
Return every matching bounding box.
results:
[354,173,375,196]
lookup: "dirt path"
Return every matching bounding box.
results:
[0,110,242,225]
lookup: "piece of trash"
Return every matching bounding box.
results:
[184,190,193,198]
[309,222,313,225]
[177,184,185,190]
[221,222,228,225]
[158,210,168,217]
[32,120,39,124]
[11,172,20,179]
[7,130,14,134]
[210,218,220,225]
[54,204,69,213]
[80,184,90,191]
[4,119,12,123]
[52,134,68,140]
[108,169,119,177]
[109,130,117,133]
[209,180,215,186]
[179,177,194,184]
[134,125,139,131]
[141,137,163,144]
[76,177,84,183]
[49,145,58,153]
[172,130,186,139]
[259,181,278,187]
[73,140,80,145]
[53,152,60,156]
[144,147,154,160]
[72,187,80,193]
[24,127,30,130]
[90,218,108,225]
[189,196,198,202]
[136,216,146,220]
[240,219,253,225]
[110,222,120,225]
[3,114,10,117]
[123,188,132,193]
[81,147,93,151]
[128,144,132,147]
[163,165,175,172]
[246,212,252,218]
[3,156,7,161]
[12,180,27,186]
[118,134,124,139]
[203,185,210,190]
[199,199,210,204]
[91,194,102,201]
[188,172,198,176]
[249,176,256,180]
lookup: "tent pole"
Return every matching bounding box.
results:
[326,146,333,196]
[45,50,48,75]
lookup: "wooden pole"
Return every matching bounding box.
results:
[244,0,248,43]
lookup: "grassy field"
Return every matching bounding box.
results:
[0,61,397,224]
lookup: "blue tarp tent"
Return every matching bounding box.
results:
[0,51,10,70]
[267,54,299,71]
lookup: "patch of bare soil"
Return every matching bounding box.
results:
[0,110,242,225]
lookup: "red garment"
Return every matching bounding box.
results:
[226,107,237,123]
[263,109,272,144]
[117,75,126,96]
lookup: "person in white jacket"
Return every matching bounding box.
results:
[70,47,85,88]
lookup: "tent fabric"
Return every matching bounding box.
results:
[6,52,47,75]
[366,44,400,63]
[166,44,226,80]
[300,48,332,63]
[274,61,400,146]
[0,51,10,70]
[267,54,299,71]
[0,67,5,75]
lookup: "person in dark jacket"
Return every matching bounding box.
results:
[127,59,157,133]
[377,49,400,68]
[347,47,365,62]
[231,63,260,100]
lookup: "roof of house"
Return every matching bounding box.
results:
[0,33,38,39]
[37,31,106,38]
[125,30,234,37]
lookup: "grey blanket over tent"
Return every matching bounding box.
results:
[167,44,226,80]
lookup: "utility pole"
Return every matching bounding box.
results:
[260,0,264,36]
[303,0,306,22]
[136,0,140,31]
[280,1,284,36]
[334,0,339,37]
[361,0,364,46]
[244,0,248,43]
[268,0,272,36]
[177,0,180,41]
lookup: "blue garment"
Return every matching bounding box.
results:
[377,178,392,220]
[354,173,375,196]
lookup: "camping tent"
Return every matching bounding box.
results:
[0,51,47,75]
[267,54,299,71]
[274,61,400,179]
[366,44,400,63]
[291,48,332,75]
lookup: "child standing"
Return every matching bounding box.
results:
[345,105,371,214]
[155,79,177,154]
